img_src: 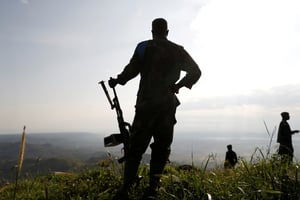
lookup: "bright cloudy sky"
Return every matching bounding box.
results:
[1,0,300,138]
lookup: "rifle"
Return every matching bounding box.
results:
[99,80,131,163]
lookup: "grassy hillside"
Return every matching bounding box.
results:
[0,142,107,181]
[0,152,299,200]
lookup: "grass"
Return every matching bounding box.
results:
[1,124,299,199]
[0,151,299,200]
[13,126,26,200]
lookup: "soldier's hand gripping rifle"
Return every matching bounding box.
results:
[99,80,131,163]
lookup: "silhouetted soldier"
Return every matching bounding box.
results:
[109,18,201,200]
[224,144,238,168]
[277,112,299,163]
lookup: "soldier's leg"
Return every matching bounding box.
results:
[121,111,154,192]
[287,146,294,163]
[149,110,176,189]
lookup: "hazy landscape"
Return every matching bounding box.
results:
[171,132,300,165]
[1,132,300,199]
[1,131,299,182]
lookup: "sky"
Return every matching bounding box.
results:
[1,0,300,140]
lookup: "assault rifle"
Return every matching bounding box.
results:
[99,80,131,163]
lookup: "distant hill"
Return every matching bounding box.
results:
[0,132,105,148]
[0,132,107,159]
[0,133,109,180]
[0,132,150,181]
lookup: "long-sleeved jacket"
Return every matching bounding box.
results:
[277,120,293,146]
[225,150,238,167]
[117,38,201,111]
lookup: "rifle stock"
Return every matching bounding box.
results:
[99,80,131,163]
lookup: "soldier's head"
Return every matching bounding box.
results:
[281,112,290,120]
[152,18,169,39]
[227,144,232,151]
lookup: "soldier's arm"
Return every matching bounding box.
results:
[115,41,148,86]
[175,49,201,91]
[116,53,140,85]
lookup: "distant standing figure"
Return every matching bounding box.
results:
[224,144,238,168]
[277,112,299,162]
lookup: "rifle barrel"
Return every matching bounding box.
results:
[99,81,114,109]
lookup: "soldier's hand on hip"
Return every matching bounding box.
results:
[171,84,180,94]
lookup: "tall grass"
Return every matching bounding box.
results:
[13,126,26,200]
[263,120,277,158]
[1,124,300,199]
[0,153,299,199]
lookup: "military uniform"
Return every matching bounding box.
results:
[225,148,238,168]
[111,29,201,199]
[277,120,294,161]
[116,38,200,191]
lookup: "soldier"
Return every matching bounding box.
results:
[109,18,201,199]
[277,112,299,162]
[224,144,238,168]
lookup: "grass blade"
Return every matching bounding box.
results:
[13,126,26,200]
[17,126,26,175]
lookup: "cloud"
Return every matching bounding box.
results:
[176,84,300,135]
[32,32,95,49]
[189,0,300,96]
[184,84,300,110]
[20,0,29,4]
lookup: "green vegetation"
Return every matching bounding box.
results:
[1,127,299,199]
[0,152,299,200]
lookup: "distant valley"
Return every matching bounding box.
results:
[0,133,118,182]
[1,132,299,183]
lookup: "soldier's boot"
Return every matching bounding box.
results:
[141,187,158,200]
[141,160,167,200]
[113,159,140,200]
[123,158,140,189]
[112,189,130,200]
